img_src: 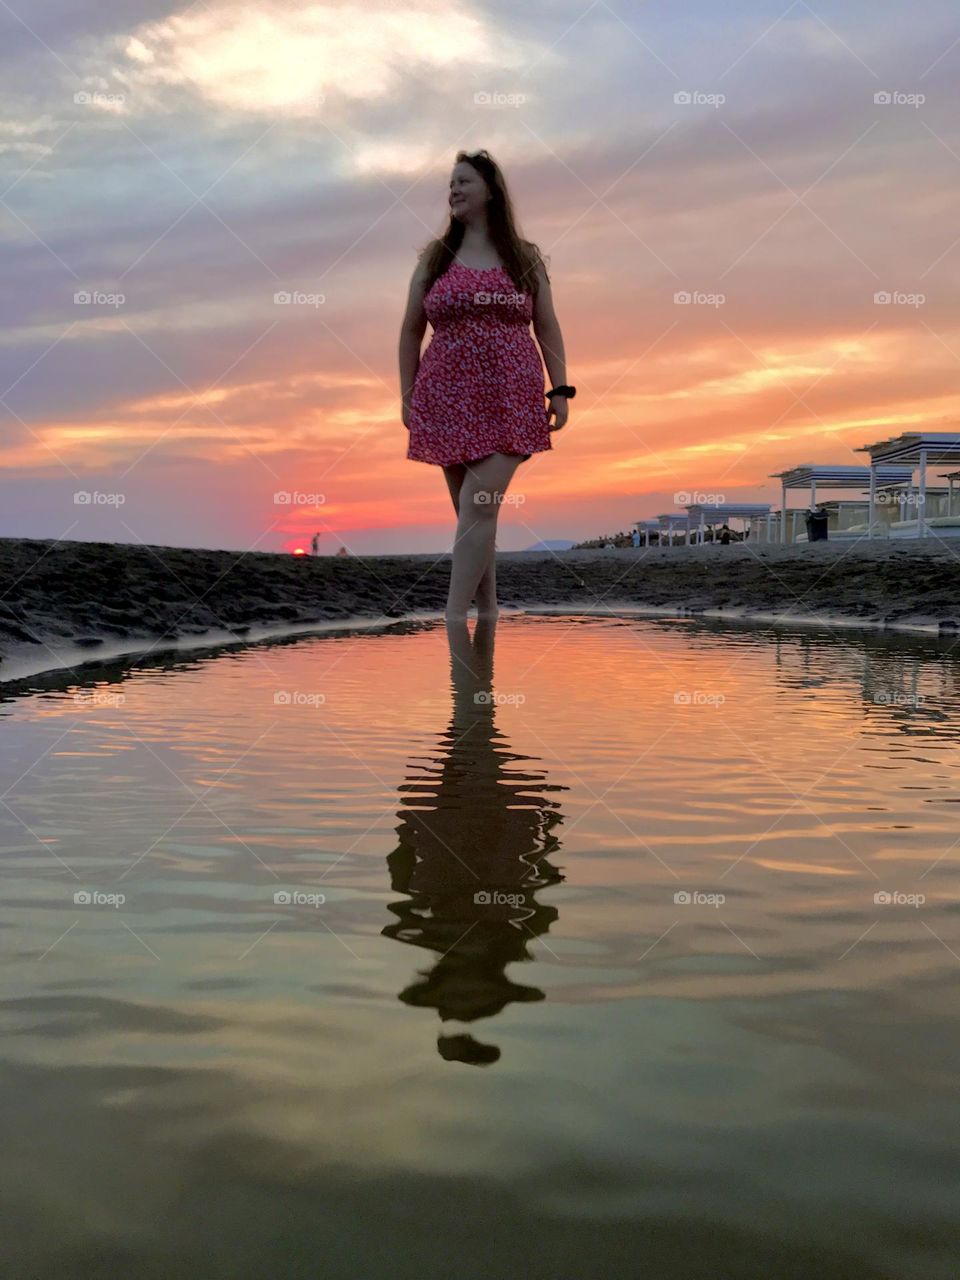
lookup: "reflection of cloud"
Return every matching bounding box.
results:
[753,859,857,877]
[118,0,527,117]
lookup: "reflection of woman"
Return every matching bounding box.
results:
[383,617,567,1066]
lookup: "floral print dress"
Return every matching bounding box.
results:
[407,259,553,467]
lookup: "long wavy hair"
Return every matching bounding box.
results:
[419,149,549,300]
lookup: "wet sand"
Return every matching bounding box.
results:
[1,535,959,681]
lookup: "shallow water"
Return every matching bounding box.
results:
[2,613,960,1280]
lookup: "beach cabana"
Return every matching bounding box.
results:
[874,483,951,527]
[684,502,771,546]
[753,510,790,544]
[656,513,690,547]
[793,500,875,541]
[770,464,914,543]
[633,519,661,547]
[944,471,960,517]
[858,434,960,538]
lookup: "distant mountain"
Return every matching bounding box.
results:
[523,539,577,551]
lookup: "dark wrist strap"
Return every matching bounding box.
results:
[546,384,576,399]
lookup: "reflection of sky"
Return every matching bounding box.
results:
[2,0,960,552]
[4,613,959,998]
[3,615,960,1273]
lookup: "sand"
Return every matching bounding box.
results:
[1,535,959,682]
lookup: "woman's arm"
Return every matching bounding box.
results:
[398,255,430,423]
[531,258,567,390]
[531,257,569,430]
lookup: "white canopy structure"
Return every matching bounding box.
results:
[857,434,960,538]
[633,519,661,547]
[656,513,691,547]
[770,464,914,543]
[684,502,772,546]
[875,483,951,524]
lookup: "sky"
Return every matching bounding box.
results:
[1,0,959,555]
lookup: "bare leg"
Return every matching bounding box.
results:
[442,463,497,612]
[476,542,498,618]
[445,452,523,622]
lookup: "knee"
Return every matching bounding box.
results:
[462,488,501,519]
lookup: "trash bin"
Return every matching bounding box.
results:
[805,507,828,542]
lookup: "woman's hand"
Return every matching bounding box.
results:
[546,394,569,431]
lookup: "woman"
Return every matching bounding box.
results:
[398,149,574,622]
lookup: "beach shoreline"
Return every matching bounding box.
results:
[1,535,959,684]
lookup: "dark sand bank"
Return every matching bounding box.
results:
[1,535,959,682]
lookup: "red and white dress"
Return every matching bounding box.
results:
[407,259,553,467]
